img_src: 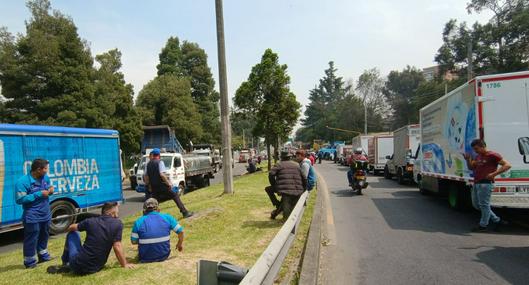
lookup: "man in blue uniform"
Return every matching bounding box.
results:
[16,158,54,268]
[131,198,185,263]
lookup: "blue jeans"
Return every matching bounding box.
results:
[61,231,82,267]
[23,221,50,267]
[474,183,500,227]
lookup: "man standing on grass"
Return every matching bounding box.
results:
[266,151,306,219]
[131,198,184,263]
[144,148,193,218]
[464,139,511,232]
[47,202,134,274]
[16,158,54,269]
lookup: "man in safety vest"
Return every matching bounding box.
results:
[131,198,185,262]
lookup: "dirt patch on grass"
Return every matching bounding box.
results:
[185,207,224,221]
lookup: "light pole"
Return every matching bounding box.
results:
[215,0,233,194]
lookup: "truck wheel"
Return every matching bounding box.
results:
[448,183,466,210]
[204,175,210,187]
[397,168,405,185]
[178,183,185,196]
[50,200,76,235]
[384,166,392,179]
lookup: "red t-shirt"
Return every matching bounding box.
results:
[473,151,502,182]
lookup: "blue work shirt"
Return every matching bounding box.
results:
[131,212,183,263]
[15,174,52,223]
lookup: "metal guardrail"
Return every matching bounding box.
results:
[239,190,310,285]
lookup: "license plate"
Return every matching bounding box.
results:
[355,176,365,180]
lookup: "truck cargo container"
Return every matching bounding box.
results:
[384,125,421,184]
[0,124,123,234]
[417,71,529,209]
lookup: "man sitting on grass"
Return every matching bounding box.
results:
[47,202,134,274]
[131,198,185,263]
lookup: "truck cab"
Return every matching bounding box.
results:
[136,153,186,195]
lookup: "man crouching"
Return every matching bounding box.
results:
[131,198,184,262]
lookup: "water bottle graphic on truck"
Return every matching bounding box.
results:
[0,124,124,234]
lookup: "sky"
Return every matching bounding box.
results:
[0,0,492,124]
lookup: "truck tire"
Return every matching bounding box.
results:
[204,175,210,187]
[384,166,392,179]
[448,183,468,210]
[50,200,76,235]
[397,168,405,185]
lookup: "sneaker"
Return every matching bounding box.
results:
[38,256,51,264]
[47,265,71,274]
[182,211,194,219]
[270,209,281,220]
[25,263,37,269]
[471,226,488,233]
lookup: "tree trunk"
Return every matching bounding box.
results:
[267,143,272,171]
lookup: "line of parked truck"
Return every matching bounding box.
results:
[336,70,529,210]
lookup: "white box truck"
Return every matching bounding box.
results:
[368,134,394,175]
[417,71,529,209]
[352,135,373,156]
[384,124,421,184]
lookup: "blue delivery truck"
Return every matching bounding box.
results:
[0,124,123,234]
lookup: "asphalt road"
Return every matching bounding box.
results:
[317,160,529,285]
[0,162,249,255]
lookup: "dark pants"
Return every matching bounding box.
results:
[265,186,281,208]
[23,221,50,267]
[152,186,188,215]
[264,186,300,218]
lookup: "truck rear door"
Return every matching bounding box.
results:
[480,74,529,206]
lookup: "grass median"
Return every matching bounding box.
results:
[0,169,305,285]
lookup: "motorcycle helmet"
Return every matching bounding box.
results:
[354,148,363,155]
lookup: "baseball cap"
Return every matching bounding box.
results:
[143,198,159,211]
[150,148,161,155]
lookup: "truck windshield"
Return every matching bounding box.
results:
[139,156,174,171]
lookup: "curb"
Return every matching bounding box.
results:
[299,173,325,285]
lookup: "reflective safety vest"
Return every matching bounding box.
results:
[131,212,183,262]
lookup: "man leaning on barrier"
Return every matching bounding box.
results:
[265,151,307,220]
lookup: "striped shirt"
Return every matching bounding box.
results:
[131,212,183,262]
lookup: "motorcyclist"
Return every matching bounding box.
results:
[347,148,368,186]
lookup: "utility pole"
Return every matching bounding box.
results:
[215,0,233,194]
[467,37,473,81]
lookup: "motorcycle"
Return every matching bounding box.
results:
[351,160,369,195]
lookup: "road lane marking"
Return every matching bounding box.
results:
[318,173,336,245]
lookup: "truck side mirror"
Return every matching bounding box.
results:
[385,155,391,160]
[518,137,529,164]
[174,158,182,168]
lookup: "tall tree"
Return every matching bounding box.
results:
[156,37,221,144]
[301,61,351,142]
[383,66,425,129]
[436,1,529,76]
[94,49,142,154]
[136,75,203,146]
[356,68,388,133]
[0,0,98,127]
[234,49,301,170]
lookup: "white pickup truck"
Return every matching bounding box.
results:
[135,152,215,196]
